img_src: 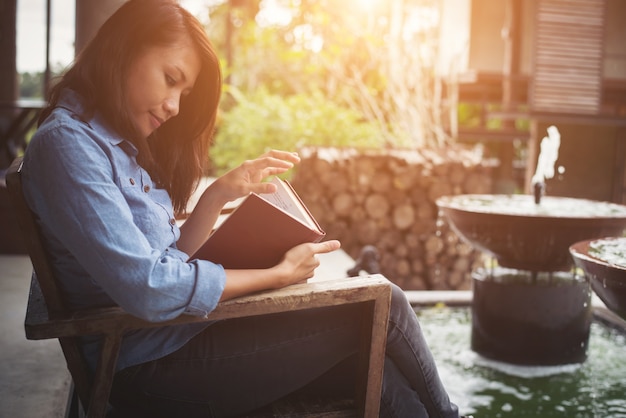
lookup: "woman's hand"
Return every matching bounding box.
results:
[178,150,300,255]
[209,149,301,207]
[220,240,342,301]
[274,240,342,286]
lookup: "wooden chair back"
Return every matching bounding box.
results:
[6,158,68,316]
[6,157,96,412]
[6,156,392,418]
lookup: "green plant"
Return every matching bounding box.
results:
[210,86,386,175]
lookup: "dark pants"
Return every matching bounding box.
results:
[109,284,459,418]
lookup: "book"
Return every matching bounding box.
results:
[190,177,326,269]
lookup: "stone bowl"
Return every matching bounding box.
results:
[570,237,626,320]
[436,194,626,272]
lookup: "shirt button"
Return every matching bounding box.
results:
[129,178,135,185]
[169,218,176,225]
[143,185,150,193]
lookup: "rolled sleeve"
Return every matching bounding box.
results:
[184,259,226,317]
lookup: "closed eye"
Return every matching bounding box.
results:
[165,74,176,87]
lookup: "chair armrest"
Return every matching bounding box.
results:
[25,274,392,341]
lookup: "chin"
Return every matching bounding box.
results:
[141,125,156,139]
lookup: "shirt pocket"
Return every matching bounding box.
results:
[116,171,177,247]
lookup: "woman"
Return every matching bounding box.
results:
[21,0,461,416]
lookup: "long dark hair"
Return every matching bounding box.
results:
[41,0,222,214]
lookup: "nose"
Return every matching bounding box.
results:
[163,94,180,119]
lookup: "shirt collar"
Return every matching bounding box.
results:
[57,89,139,157]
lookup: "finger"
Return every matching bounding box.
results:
[247,181,278,195]
[263,149,301,164]
[313,240,341,255]
[240,159,292,177]
[242,158,295,182]
[260,156,298,171]
[254,154,300,172]
[258,165,291,180]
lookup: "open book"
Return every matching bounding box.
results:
[190,177,326,269]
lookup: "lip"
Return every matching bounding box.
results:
[149,112,164,129]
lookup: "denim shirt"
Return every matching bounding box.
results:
[21,90,226,371]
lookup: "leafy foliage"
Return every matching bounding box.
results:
[18,63,68,99]
[211,86,386,175]
[205,0,448,166]
[19,72,44,98]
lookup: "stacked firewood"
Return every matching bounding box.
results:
[291,146,493,290]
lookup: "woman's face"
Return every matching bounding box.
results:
[125,38,201,139]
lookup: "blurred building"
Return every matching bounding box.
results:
[440,0,626,203]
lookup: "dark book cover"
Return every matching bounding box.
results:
[190,188,326,269]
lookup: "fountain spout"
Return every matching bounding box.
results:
[531,125,561,204]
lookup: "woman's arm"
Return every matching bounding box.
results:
[22,120,227,322]
[178,149,343,301]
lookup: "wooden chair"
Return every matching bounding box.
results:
[6,156,392,418]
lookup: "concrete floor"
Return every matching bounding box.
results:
[0,254,70,418]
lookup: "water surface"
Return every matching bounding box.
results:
[440,195,626,218]
[589,237,626,268]
[417,306,626,417]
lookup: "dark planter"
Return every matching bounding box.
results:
[570,237,626,321]
[471,268,592,365]
[437,194,626,272]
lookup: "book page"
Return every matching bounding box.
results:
[260,177,318,230]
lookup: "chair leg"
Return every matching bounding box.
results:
[64,382,85,418]
[86,333,123,418]
[358,289,391,417]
